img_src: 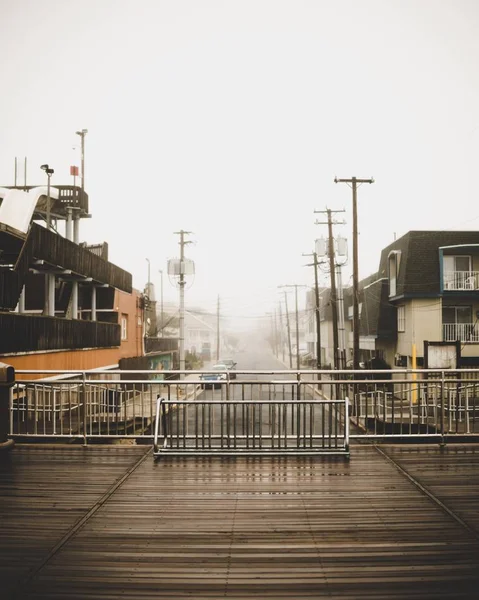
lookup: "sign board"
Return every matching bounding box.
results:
[167,258,195,276]
[424,341,460,369]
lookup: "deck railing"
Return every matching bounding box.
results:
[7,369,479,448]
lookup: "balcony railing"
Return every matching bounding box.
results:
[443,270,479,290]
[0,312,121,354]
[443,322,479,342]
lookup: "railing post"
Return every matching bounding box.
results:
[440,370,446,448]
[344,396,350,454]
[0,362,15,452]
[81,371,87,446]
[153,395,163,454]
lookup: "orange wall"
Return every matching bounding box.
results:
[115,287,144,359]
[7,347,122,380]
[2,288,145,378]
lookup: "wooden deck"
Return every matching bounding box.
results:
[1,443,479,599]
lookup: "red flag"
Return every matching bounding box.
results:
[70,165,79,177]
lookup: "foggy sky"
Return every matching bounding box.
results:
[1,0,478,324]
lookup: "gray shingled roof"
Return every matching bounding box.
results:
[377,231,479,297]
[360,278,397,339]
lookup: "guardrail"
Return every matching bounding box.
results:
[7,369,479,447]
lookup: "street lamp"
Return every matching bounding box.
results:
[145,258,151,298]
[75,129,88,192]
[158,269,164,337]
[40,164,54,229]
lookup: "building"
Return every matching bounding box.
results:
[359,231,479,369]
[0,184,145,375]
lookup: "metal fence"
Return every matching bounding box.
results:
[153,396,349,456]
[8,369,479,451]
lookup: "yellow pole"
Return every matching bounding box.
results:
[412,343,417,404]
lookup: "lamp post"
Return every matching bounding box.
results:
[75,129,87,192]
[40,164,54,230]
[146,258,151,297]
[158,269,164,337]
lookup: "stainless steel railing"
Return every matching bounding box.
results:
[8,369,479,446]
[153,395,350,456]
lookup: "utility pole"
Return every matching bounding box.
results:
[273,308,279,357]
[279,285,306,370]
[278,301,285,362]
[216,295,220,361]
[158,269,164,337]
[283,291,293,368]
[303,251,322,370]
[174,230,192,373]
[334,176,374,371]
[314,208,345,371]
[146,258,151,297]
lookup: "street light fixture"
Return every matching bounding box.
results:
[40,164,54,230]
[158,269,164,337]
[146,258,151,297]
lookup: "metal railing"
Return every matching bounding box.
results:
[153,395,350,456]
[443,322,479,342]
[7,369,479,450]
[443,270,479,290]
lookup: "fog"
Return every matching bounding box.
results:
[1,0,478,328]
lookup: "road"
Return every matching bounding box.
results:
[160,338,346,452]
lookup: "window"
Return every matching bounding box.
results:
[442,305,474,342]
[443,305,472,325]
[121,314,128,340]
[388,251,401,297]
[397,305,405,332]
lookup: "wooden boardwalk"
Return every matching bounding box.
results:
[1,443,479,599]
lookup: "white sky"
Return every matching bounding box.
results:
[1,0,479,324]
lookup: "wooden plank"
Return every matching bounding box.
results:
[1,444,479,599]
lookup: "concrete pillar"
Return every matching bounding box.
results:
[44,273,55,317]
[91,286,97,321]
[18,285,25,314]
[0,362,15,452]
[66,207,73,241]
[71,282,78,320]
[73,216,80,244]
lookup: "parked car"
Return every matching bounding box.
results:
[219,358,237,379]
[200,363,229,389]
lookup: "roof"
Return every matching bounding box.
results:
[360,277,397,339]
[378,231,479,298]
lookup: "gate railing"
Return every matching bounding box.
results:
[153,395,350,456]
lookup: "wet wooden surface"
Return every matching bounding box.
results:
[1,443,479,599]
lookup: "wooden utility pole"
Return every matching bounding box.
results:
[174,229,192,373]
[303,252,322,370]
[273,308,279,357]
[278,301,285,362]
[283,290,293,368]
[216,295,220,361]
[314,209,345,371]
[279,285,307,370]
[334,176,374,371]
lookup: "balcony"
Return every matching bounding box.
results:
[443,322,479,342]
[443,270,479,291]
[0,312,121,354]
